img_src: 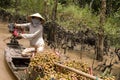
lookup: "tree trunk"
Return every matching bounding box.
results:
[44,0,49,21]
[50,0,58,49]
[51,0,58,22]
[96,0,106,61]
[15,0,19,14]
[90,0,94,10]
[96,31,104,61]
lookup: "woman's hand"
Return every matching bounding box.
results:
[16,33,23,39]
[14,23,19,28]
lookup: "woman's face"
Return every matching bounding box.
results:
[31,17,41,26]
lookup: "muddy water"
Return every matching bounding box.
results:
[0,22,30,80]
[0,22,17,80]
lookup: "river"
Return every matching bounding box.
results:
[0,22,16,80]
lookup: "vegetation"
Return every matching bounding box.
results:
[0,0,120,59]
[0,0,120,79]
[27,50,115,80]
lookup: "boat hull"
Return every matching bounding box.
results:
[4,45,30,80]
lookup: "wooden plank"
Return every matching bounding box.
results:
[55,62,103,80]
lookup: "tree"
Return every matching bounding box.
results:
[0,0,12,8]
[96,0,106,61]
[51,0,58,22]
[44,0,49,20]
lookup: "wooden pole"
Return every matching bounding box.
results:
[54,62,103,80]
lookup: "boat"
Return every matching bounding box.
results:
[4,38,31,80]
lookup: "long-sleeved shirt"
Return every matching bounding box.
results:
[16,23,44,47]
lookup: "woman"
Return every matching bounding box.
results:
[15,13,45,56]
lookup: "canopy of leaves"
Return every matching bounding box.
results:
[104,10,120,46]
[0,0,12,8]
[57,4,99,31]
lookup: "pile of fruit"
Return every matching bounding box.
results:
[26,50,115,80]
[101,76,115,80]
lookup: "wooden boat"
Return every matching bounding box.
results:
[4,41,30,80]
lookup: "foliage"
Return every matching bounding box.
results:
[57,4,99,31]
[1,0,45,16]
[56,3,120,46]
[18,0,44,15]
[0,0,12,8]
[104,10,120,46]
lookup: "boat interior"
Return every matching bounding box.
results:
[11,57,30,70]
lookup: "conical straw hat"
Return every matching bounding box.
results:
[27,13,45,24]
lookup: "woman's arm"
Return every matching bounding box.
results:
[15,23,30,28]
[20,29,41,39]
